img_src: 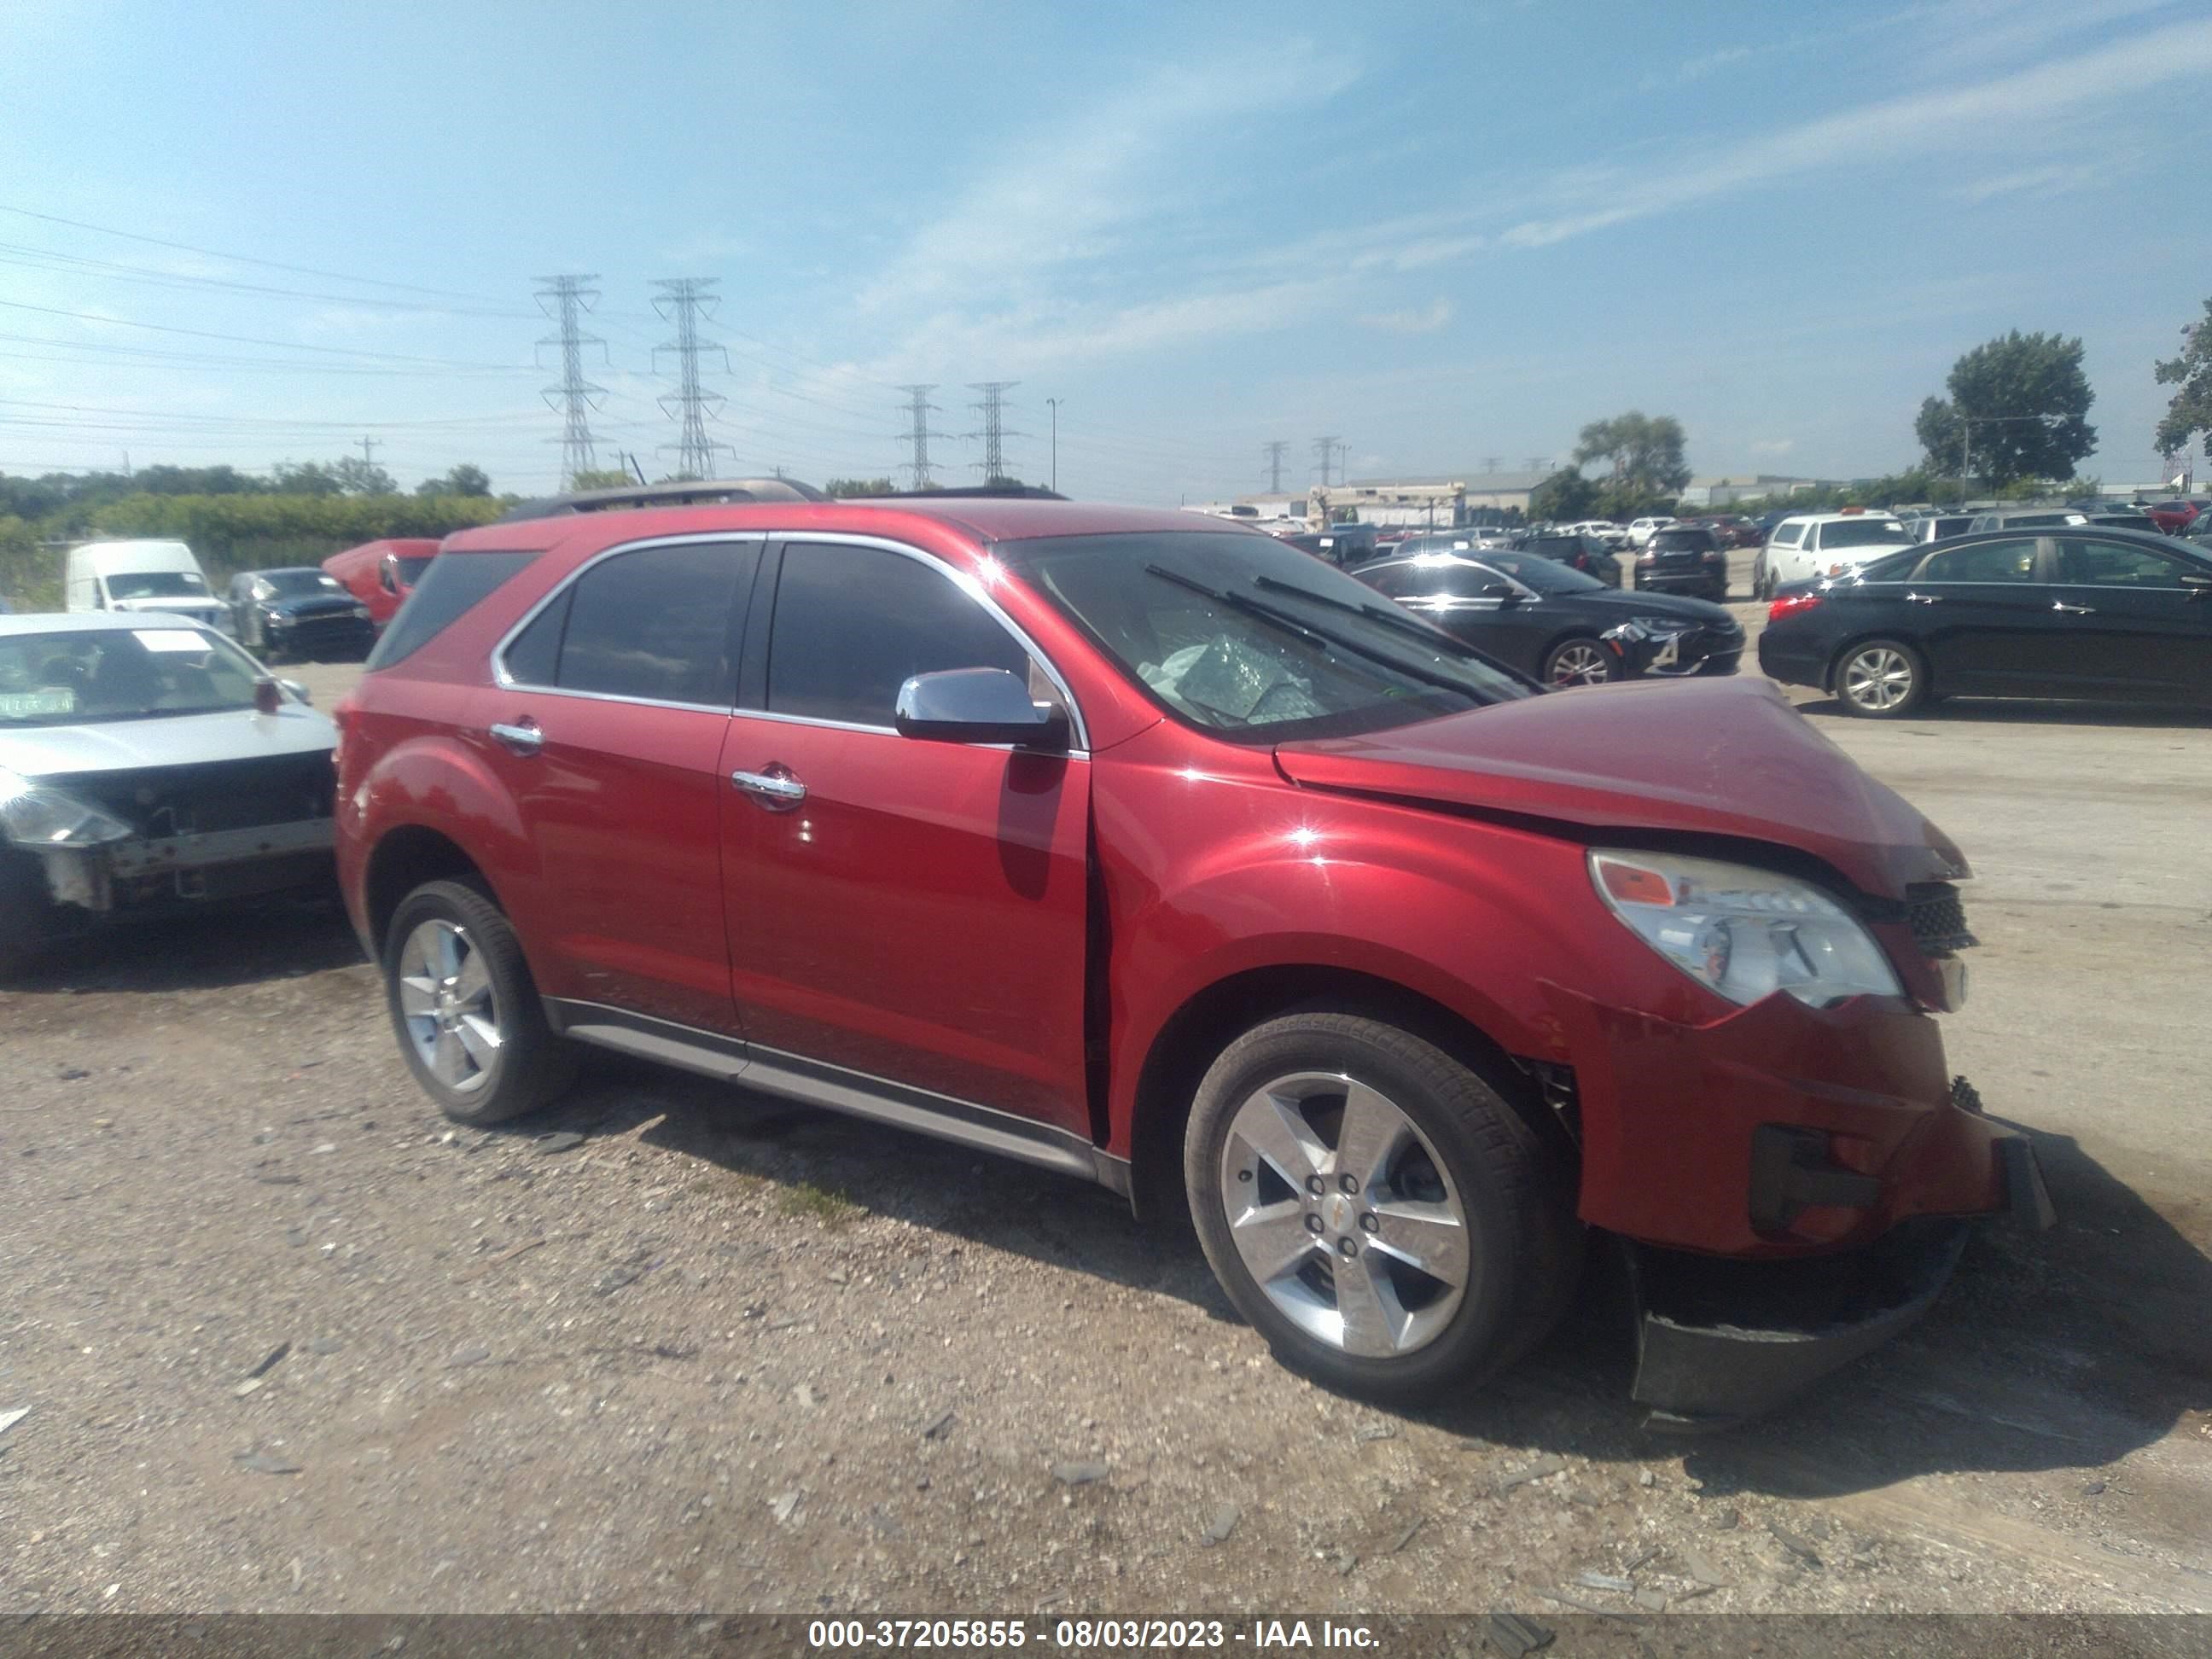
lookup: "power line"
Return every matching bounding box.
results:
[0,298,531,370]
[536,275,608,489]
[651,278,734,480]
[1263,440,1288,492]
[897,385,949,489]
[967,381,1022,481]
[1312,435,1340,487]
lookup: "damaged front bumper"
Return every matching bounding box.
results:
[1628,1128,2055,1429]
[32,817,335,912]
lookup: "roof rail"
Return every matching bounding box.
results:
[847,484,1069,502]
[493,477,829,524]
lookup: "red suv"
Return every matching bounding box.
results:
[334,484,2050,1427]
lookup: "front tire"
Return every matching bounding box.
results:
[1542,636,1615,687]
[1833,637,1931,719]
[1184,1013,1580,1404]
[382,878,575,1124]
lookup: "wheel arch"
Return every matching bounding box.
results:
[1124,963,1556,1225]
[363,824,498,960]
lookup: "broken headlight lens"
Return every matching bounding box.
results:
[0,766,134,847]
[1588,849,1901,1008]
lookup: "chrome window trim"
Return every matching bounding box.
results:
[486,528,1091,751]
[489,531,767,704]
[754,529,1091,753]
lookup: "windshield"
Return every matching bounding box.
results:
[104,570,209,600]
[1476,553,1604,594]
[997,531,1534,742]
[393,555,434,585]
[0,626,265,726]
[1821,519,1910,549]
[1650,528,1713,550]
[261,569,344,597]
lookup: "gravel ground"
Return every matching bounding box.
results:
[0,632,2207,1620]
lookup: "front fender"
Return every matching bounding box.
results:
[339,721,535,946]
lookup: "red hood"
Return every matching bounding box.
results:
[1274,678,1967,899]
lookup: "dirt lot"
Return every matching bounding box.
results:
[2,618,2209,1621]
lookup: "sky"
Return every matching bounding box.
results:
[1,0,2208,504]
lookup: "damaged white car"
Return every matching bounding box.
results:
[0,613,337,975]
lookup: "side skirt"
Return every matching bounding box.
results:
[543,998,1131,1197]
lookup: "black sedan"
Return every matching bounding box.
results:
[226,568,377,661]
[1356,550,1743,686]
[1757,527,2212,718]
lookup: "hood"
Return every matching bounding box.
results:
[1274,677,1966,899]
[0,703,335,779]
[109,596,226,620]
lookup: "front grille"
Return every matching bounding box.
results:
[1907,882,1977,955]
[54,753,335,837]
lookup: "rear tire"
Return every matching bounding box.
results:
[1184,1012,1581,1405]
[382,877,576,1124]
[1833,637,1931,719]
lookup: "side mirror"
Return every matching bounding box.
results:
[2180,573,2212,600]
[278,678,311,705]
[894,667,1068,749]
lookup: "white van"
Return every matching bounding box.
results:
[1757,510,1914,594]
[65,540,232,634]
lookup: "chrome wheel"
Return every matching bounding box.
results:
[1546,641,1613,687]
[1217,1071,1470,1358]
[1842,646,1915,713]
[396,919,501,1094]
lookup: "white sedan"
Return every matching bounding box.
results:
[0,613,336,975]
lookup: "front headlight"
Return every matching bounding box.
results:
[1589,849,1901,1008]
[0,766,135,848]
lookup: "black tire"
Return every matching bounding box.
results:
[381,877,576,1124]
[0,854,52,981]
[1752,559,1773,602]
[1183,1012,1582,1405]
[1541,635,1615,687]
[1831,637,1931,719]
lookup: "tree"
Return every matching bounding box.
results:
[824,477,898,497]
[1528,467,1600,523]
[1914,330,2095,488]
[330,455,398,496]
[568,468,635,490]
[415,463,492,498]
[2153,297,2212,466]
[271,460,344,497]
[1572,412,1691,499]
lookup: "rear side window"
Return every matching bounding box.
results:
[515,540,751,706]
[2056,538,2190,587]
[367,550,536,671]
[765,542,1029,727]
[1919,539,2039,583]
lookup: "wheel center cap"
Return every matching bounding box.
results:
[1323,1191,1356,1234]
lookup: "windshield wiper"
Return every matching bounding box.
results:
[1142,565,1481,698]
[1250,574,1486,654]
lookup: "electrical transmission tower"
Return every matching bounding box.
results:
[535,274,608,489]
[1263,440,1288,492]
[1312,435,1340,486]
[897,385,951,489]
[968,381,1023,481]
[1524,457,1551,474]
[651,277,735,480]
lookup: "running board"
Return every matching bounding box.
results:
[543,998,1128,1196]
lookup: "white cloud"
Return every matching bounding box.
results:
[1499,15,2212,248]
[1953,162,2098,203]
[1356,299,1454,335]
[1640,44,1755,89]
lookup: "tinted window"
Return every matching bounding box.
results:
[1650,528,1716,550]
[1919,539,2039,583]
[367,550,536,671]
[1818,519,1910,549]
[552,542,748,705]
[500,585,571,688]
[2056,538,2194,587]
[766,543,1030,726]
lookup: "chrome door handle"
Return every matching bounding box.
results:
[2052,600,2095,614]
[731,767,806,810]
[1906,591,1941,604]
[490,721,543,755]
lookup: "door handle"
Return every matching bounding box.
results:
[1906,591,1941,603]
[489,721,544,755]
[2051,600,2095,614]
[731,767,806,810]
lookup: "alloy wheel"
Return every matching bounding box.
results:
[1217,1071,1471,1358]
[1547,641,1613,686]
[1842,646,1915,713]
[396,918,502,1093]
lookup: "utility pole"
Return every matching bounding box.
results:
[897,385,950,489]
[1481,456,1503,474]
[358,435,381,470]
[1263,440,1288,493]
[1312,435,1340,487]
[968,381,1022,482]
[651,277,735,480]
[535,274,607,489]
[1335,439,1352,484]
[1045,397,1062,493]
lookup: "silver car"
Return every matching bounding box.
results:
[0,613,336,975]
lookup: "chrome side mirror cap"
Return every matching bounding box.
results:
[894,667,1067,749]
